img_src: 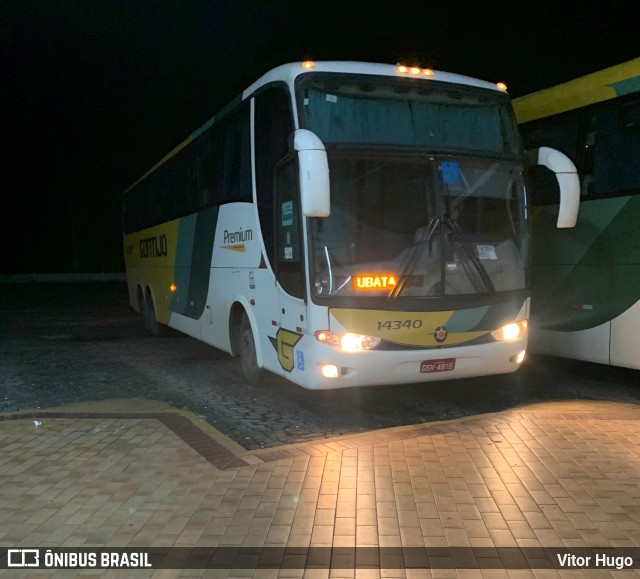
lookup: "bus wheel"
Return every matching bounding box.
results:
[144,290,168,337]
[239,314,262,385]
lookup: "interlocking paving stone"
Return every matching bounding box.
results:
[1,401,640,577]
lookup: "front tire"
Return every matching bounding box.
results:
[239,314,263,385]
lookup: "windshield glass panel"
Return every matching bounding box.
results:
[441,161,527,295]
[299,75,519,156]
[308,153,528,300]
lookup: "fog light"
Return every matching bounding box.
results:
[321,364,339,378]
[516,350,526,364]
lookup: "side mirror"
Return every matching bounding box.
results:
[536,147,580,228]
[293,129,330,217]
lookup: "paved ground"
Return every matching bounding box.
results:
[1,282,639,450]
[1,398,640,577]
[2,282,640,576]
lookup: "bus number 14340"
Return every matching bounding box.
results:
[377,319,423,331]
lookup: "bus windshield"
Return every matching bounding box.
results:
[307,152,529,300]
[298,74,519,156]
[298,74,527,301]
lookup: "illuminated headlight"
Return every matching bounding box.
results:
[315,330,381,352]
[491,320,528,342]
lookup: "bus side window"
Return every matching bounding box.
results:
[254,86,295,269]
[580,127,597,198]
[525,165,561,206]
[196,102,251,208]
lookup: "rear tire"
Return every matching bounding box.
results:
[143,290,169,337]
[239,314,263,385]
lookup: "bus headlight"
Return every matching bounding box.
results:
[315,330,381,352]
[491,320,528,342]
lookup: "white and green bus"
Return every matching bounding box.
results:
[123,61,577,389]
[514,58,640,370]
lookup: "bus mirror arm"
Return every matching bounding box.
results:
[536,146,580,229]
[293,129,331,218]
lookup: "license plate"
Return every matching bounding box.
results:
[420,358,456,373]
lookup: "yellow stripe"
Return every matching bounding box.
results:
[513,58,640,124]
[124,136,194,194]
[123,220,180,324]
[329,308,488,347]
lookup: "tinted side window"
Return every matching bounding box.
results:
[520,96,640,204]
[196,102,251,206]
[123,101,251,233]
[254,86,295,267]
[588,99,640,198]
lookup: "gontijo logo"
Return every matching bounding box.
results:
[139,234,168,258]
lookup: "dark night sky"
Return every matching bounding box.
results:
[2,1,638,273]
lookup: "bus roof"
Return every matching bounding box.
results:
[513,57,640,124]
[125,61,506,194]
[243,61,503,97]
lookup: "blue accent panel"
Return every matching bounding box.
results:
[446,306,489,332]
[191,117,216,140]
[441,162,461,184]
[447,301,525,332]
[610,76,640,97]
[296,350,305,371]
[191,94,243,141]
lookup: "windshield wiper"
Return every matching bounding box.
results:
[388,216,440,301]
[444,217,495,293]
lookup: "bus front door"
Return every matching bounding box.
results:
[275,160,308,381]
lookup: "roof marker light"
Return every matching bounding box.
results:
[496,82,508,91]
[396,65,434,78]
[301,60,316,69]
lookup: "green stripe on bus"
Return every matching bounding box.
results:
[183,206,219,319]
[531,195,640,331]
[170,215,198,316]
[169,207,219,320]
